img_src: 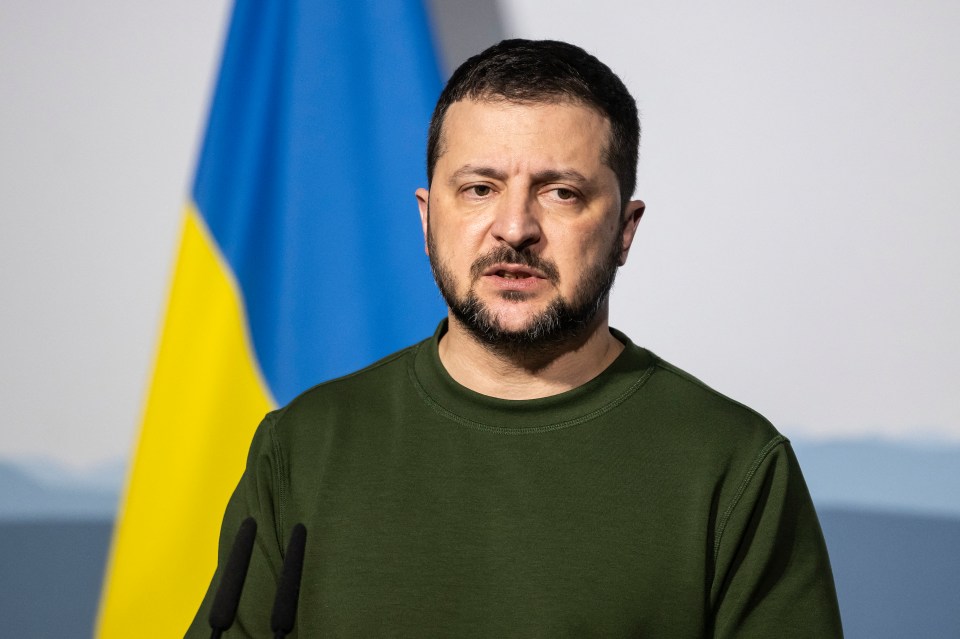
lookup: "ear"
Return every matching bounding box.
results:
[618,200,645,265]
[415,187,430,255]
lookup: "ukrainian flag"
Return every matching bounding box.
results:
[97,1,444,635]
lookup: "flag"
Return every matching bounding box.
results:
[96,1,445,635]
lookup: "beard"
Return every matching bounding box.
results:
[426,222,623,359]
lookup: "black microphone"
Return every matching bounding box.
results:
[270,523,308,639]
[209,517,258,639]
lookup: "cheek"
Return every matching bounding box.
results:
[430,220,480,269]
[554,222,602,257]
[557,226,616,276]
[445,219,492,261]
[461,212,494,238]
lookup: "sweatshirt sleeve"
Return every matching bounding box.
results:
[710,438,844,638]
[184,412,288,638]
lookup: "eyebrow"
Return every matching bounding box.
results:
[530,169,590,185]
[447,165,507,186]
[447,165,592,187]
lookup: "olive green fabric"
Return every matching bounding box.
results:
[186,323,842,637]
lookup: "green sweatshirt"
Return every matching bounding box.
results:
[186,323,842,637]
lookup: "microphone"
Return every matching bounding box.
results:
[270,523,308,639]
[209,517,258,639]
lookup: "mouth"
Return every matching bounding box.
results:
[483,264,548,281]
[496,270,532,280]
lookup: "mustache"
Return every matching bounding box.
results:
[469,245,560,283]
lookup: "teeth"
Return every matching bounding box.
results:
[496,271,529,280]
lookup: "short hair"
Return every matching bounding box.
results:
[426,39,640,208]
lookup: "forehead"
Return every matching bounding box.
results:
[436,99,612,175]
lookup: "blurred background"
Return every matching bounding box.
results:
[1,0,958,636]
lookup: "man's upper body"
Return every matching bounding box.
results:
[185,322,840,638]
[186,39,843,637]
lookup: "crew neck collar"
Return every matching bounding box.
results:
[409,320,656,433]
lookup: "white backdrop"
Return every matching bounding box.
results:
[1,0,957,471]
[0,1,231,468]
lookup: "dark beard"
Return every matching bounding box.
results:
[427,224,622,360]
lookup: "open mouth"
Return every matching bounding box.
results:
[483,263,547,281]
[496,270,533,280]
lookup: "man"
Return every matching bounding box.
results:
[187,39,842,637]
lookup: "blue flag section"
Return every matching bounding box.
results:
[195,0,446,404]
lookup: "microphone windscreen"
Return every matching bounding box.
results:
[270,523,307,635]
[209,517,258,631]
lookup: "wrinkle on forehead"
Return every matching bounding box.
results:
[433,97,613,178]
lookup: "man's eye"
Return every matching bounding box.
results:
[546,187,579,202]
[468,185,492,197]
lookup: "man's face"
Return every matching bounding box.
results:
[416,99,643,353]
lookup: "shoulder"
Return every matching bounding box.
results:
[630,351,802,537]
[240,339,429,516]
[258,338,426,444]
[651,356,777,433]
[612,328,775,436]
[624,345,788,474]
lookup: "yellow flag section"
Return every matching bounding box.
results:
[97,205,273,638]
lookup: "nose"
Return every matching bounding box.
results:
[489,191,542,252]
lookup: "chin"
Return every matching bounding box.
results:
[485,303,551,331]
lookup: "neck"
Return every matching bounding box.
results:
[437,310,624,400]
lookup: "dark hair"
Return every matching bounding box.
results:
[426,39,640,208]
